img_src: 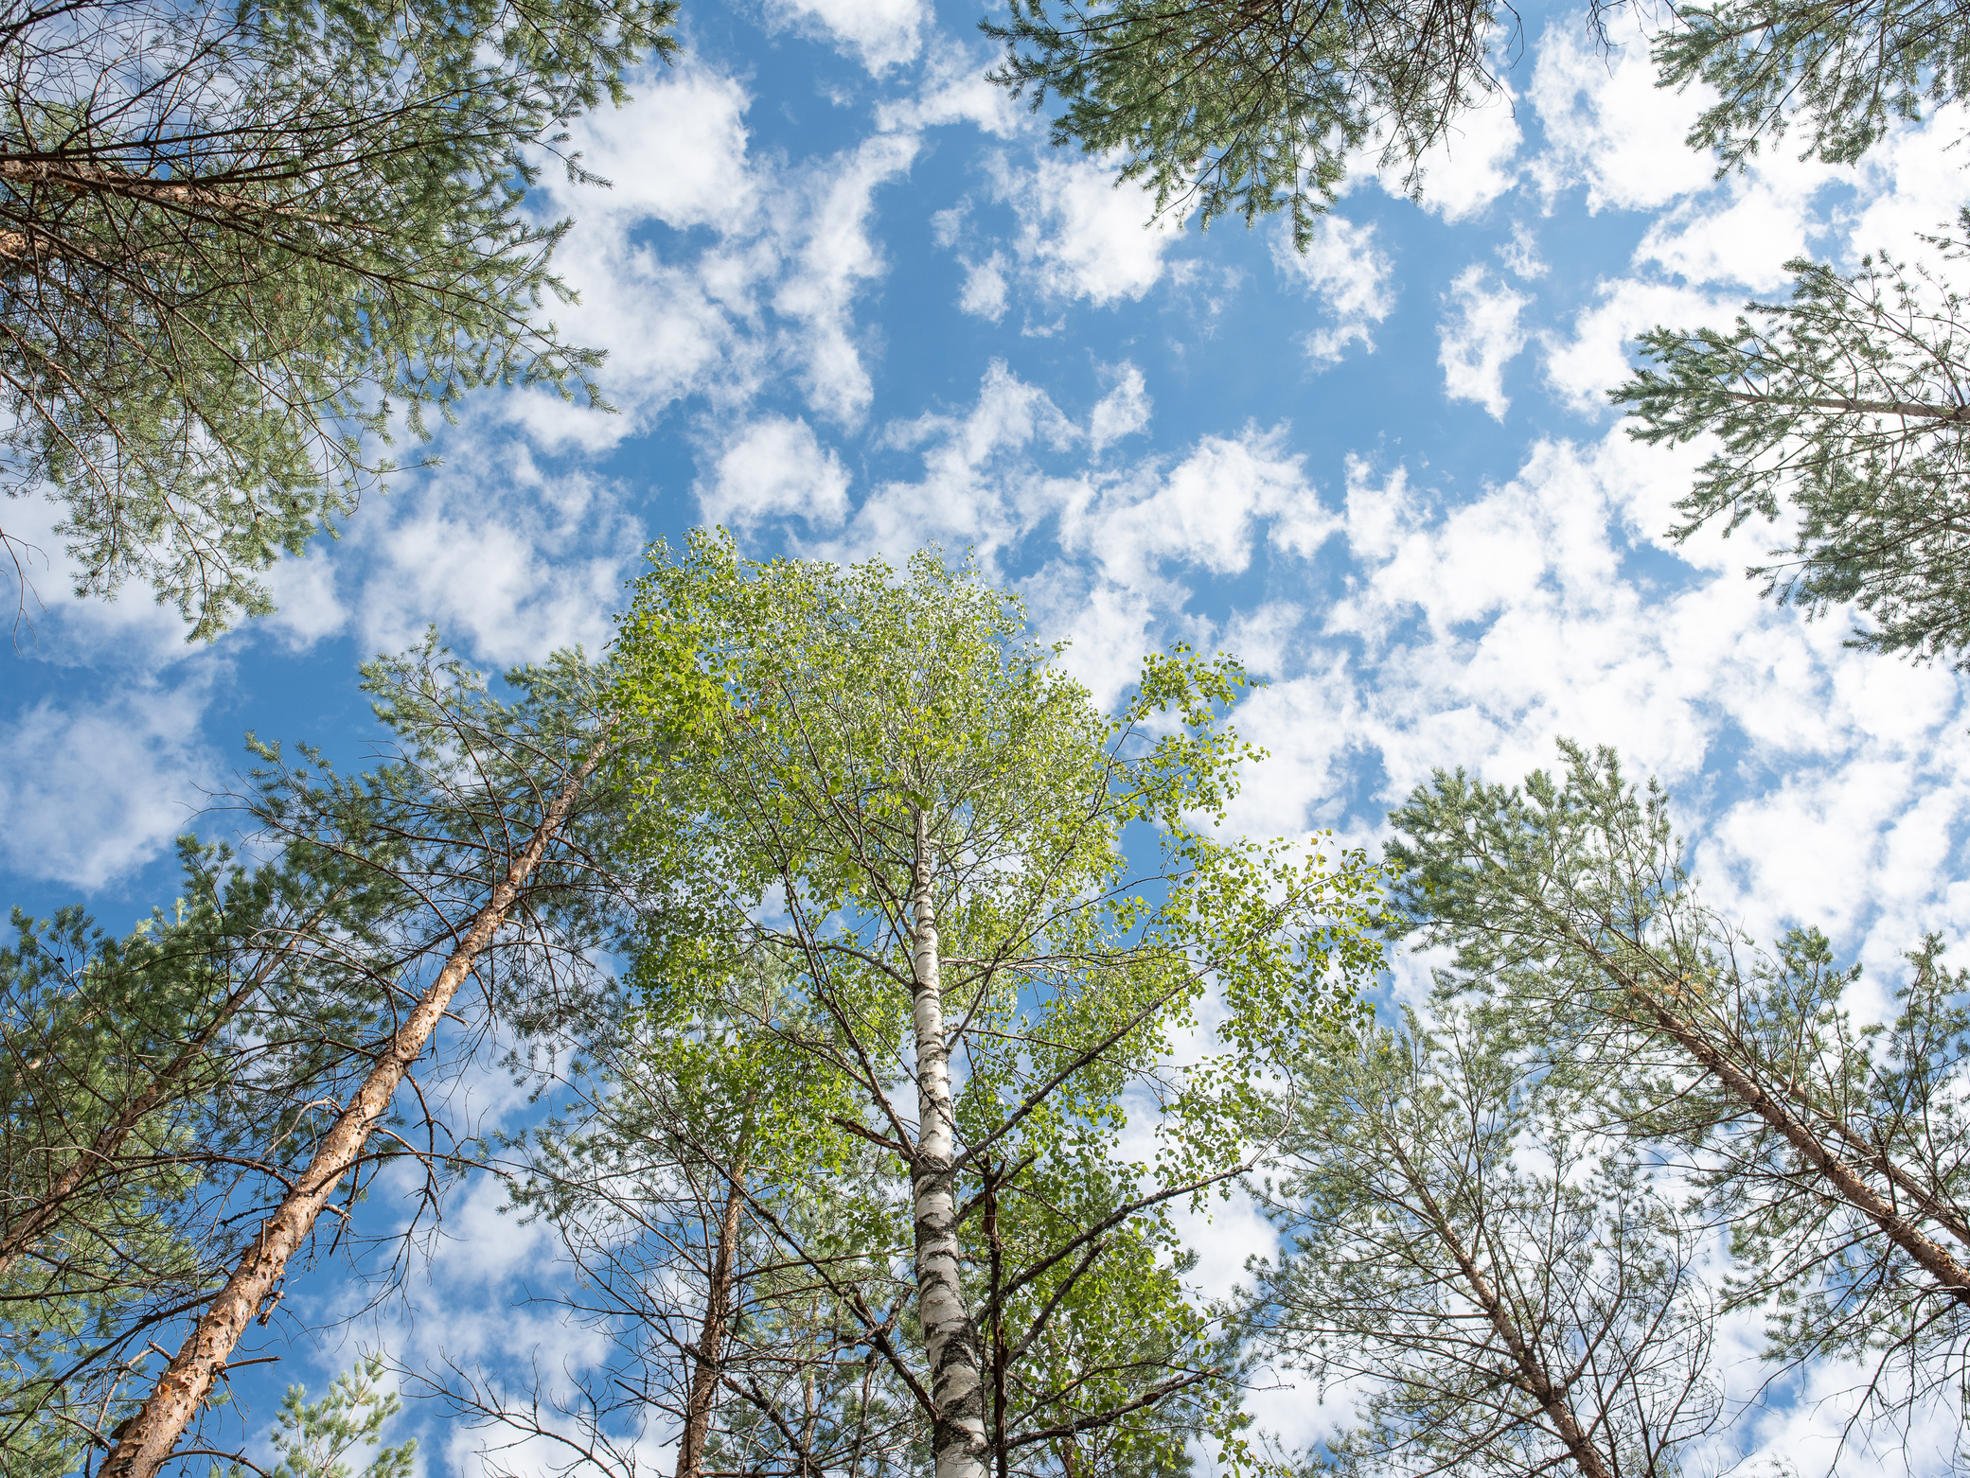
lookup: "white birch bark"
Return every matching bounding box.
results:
[907,807,989,1478]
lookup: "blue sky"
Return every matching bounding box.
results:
[7,0,1970,1469]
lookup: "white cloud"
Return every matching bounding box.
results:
[1271,215,1396,364]
[1065,426,1334,586]
[1633,145,1836,290]
[957,251,1010,320]
[834,360,1078,561]
[1438,265,1529,418]
[0,678,214,888]
[260,550,347,650]
[350,435,645,667]
[1845,101,1970,255]
[1400,82,1524,220]
[765,0,929,73]
[568,67,756,231]
[1089,363,1152,456]
[1529,16,1715,211]
[875,36,1021,135]
[993,152,1180,306]
[1541,277,1732,417]
[775,131,922,424]
[697,415,852,529]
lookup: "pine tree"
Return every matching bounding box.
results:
[1614,226,1970,666]
[1256,1005,1723,1477]
[984,0,1509,248]
[1389,742,1970,1453]
[0,0,676,636]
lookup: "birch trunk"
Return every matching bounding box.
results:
[675,1173,746,1478]
[907,808,989,1478]
[99,747,603,1478]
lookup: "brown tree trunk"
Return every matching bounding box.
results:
[1578,934,1970,1307]
[1389,1139,1615,1478]
[675,1174,746,1478]
[99,748,602,1478]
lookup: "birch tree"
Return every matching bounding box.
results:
[1614,227,1970,666]
[0,0,675,635]
[608,534,1384,1478]
[1389,741,1970,1453]
[1254,1005,1724,1477]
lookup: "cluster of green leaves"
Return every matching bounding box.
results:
[605,531,1387,1473]
[1,0,676,635]
[1615,228,1970,665]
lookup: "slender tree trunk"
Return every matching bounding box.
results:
[100,748,603,1478]
[675,1173,747,1478]
[985,1163,1010,1478]
[906,808,989,1478]
[1578,933,1970,1306]
[1390,1140,1615,1478]
[0,892,342,1280]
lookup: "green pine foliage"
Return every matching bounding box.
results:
[984,0,1508,248]
[228,1355,416,1478]
[1256,1007,1722,1477]
[1387,742,1970,1447]
[0,0,676,636]
[1655,0,1970,167]
[1615,227,1970,666]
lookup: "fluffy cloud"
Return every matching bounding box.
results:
[1271,214,1397,364]
[1089,363,1152,456]
[1065,426,1334,585]
[991,151,1181,306]
[1399,82,1524,220]
[1529,16,1715,211]
[698,415,853,529]
[1541,277,1732,416]
[0,677,215,888]
[567,67,756,231]
[775,132,922,425]
[1438,265,1529,418]
[349,433,645,667]
[764,0,929,73]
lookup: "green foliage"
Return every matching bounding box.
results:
[0,838,391,1471]
[0,0,677,636]
[1257,1006,1721,1476]
[1387,741,1970,1440]
[984,0,1507,249]
[1615,226,1970,666]
[606,532,1386,1471]
[1655,0,1970,168]
[226,1355,416,1478]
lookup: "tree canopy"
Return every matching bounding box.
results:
[0,0,675,636]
